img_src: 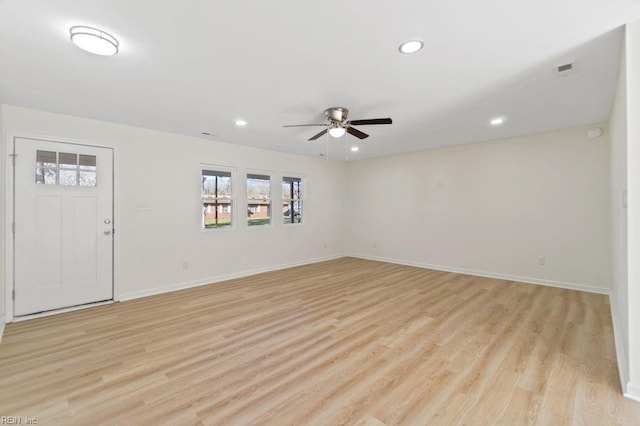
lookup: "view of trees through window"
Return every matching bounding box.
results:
[36,150,97,187]
[247,174,271,226]
[201,169,304,229]
[202,169,232,228]
[282,176,303,224]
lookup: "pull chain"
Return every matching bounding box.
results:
[325,128,330,162]
[345,130,349,161]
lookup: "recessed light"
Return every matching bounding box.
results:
[399,40,423,54]
[234,119,247,127]
[489,117,505,126]
[70,26,119,56]
[351,146,359,152]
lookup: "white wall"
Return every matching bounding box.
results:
[346,125,612,293]
[624,20,640,397]
[0,102,5,338]
[609,27,630,392]
[1,105,347,315]
[608,20,640,401]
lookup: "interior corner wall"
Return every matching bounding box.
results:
[1,105,347,316]
[0,105,6,338]
[346,124,612,293]
[624,20,640,397]
[609,27,630,393]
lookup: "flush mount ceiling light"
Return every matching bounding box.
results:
[399,40,423,54]
[234,119,248,127]
[489,117,506,126]
[328,127,346,138]
[69,26,119,56]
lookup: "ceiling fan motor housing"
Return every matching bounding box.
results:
[325,107,349,124]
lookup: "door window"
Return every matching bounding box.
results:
[36,150,97,187]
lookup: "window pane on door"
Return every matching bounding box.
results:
[36,150,57,185]
[59,152,77,169]
[59,170,77,186]
[36,150,57,167]
[36,167,57,184]
[79,154,96,169]
[79,171,97,187]
[35,150,97,187]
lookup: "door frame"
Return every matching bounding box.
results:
[4,132,119,322]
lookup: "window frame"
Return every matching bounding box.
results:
[246,170,273,229]
[201,165,236,231]
[282,174,305,225]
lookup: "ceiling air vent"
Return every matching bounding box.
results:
[554,62,576,77]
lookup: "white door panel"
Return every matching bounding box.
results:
[14,138,113,316]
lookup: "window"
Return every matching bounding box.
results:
[247,173,271,226]
[202,169,233,229]
[36,150,97,187]
[283,176,303,224]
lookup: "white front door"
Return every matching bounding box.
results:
[13,137,114,316]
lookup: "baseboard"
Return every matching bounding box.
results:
[345,253,609,295]
[0,315,5,344]
[118,254,344,302]
[609,297,630,396]
[625,382,640,402]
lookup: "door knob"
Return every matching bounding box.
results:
[104,230,112,235]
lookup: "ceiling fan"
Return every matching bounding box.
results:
[284,107,392,141]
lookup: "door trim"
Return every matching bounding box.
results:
[5,132,119,322]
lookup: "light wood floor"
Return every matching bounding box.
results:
[1,258,638,425]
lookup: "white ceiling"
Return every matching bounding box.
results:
[1,0,639,160]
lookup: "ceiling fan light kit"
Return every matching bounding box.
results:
[284,107,393,142]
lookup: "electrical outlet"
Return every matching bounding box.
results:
[372,242,378,248]
[537,256,545,266]
[182,261,189,270]
[323,242,328,249]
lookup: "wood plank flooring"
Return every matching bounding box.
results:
[0,257,638,425]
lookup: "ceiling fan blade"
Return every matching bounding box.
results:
[283,123,327,127]
[347,126,369,139]
[348,118,392,126]
[309,129,329,141]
